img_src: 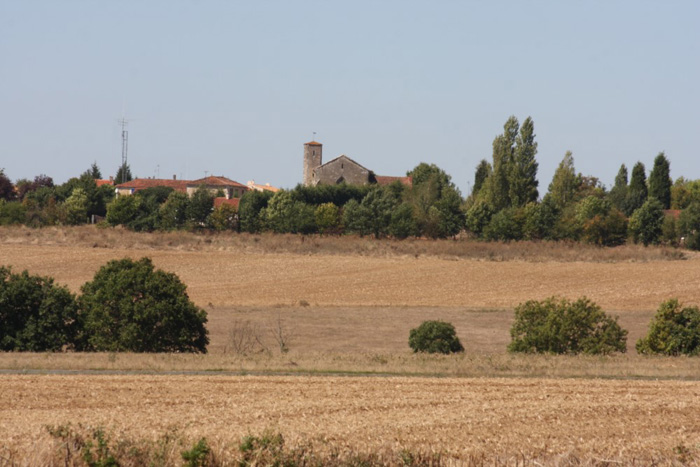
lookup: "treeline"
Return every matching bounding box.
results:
[3,117,700,247]
[105,163,463,238]
[465,116,699,248]
[0,163,114,226]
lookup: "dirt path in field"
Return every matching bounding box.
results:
[2,374,699,462]
[1,243,698,310]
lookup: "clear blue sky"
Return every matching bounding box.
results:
[1,1,698,195]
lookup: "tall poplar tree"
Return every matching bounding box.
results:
[626,162,647,215]
[648,152,672,209]
[472,159,491,197]
[486,116,518,211]
[608,164,628,212]
[509,116,539,206]
[548,151,577,210]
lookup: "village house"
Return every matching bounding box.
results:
[303,140,411,187]
[115,175,249,199]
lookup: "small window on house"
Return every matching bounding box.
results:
[341,163,344,169]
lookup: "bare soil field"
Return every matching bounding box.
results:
[2,374,700,465]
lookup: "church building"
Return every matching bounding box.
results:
[302,141,411,187]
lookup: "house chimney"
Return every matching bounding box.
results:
[173,174,177,180]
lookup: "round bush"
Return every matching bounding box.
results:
[80,257,209,353]
[0,266,80,351]
[409,320,464,354]
[636,299,700,356]
[508,296,627,355]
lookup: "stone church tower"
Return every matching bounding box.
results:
[303,141,322,186]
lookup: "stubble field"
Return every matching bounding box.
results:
[2,227,700,464]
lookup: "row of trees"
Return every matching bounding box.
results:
[3,118,700,247]
[410,297,700,357]
[0,258,208,353]
[101,163,465,239]
[465,116,700,247]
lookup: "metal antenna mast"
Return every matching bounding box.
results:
[119,118,129,183]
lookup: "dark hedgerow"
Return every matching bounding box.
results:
[79,257,209,353]
[636,299,700,356]
[508,296,627,355]
[409,320,464,354]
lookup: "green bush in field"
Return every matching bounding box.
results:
[0,266,80,351]
[508,297,627,355]
[636,299,700,356]
[409,320,464,354]
[80,257,209,353]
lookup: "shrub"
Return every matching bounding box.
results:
[508,297,627,355]
[408,320,464,354]
[0,266,80,351]
[80,257,209,353]
[629,198,664,245]
[636,299,700,356]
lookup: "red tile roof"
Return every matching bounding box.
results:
[188,176,247,188]
[214,197,240,210]
[305,141,322,146]
[375,175,413,187]
[95,179,114,187]
[115,179,189,192]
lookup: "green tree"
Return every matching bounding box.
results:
[315,202,340,235]
[486,116,519,211]
[0,267,80,351]
[648,152,672,209]
[157,191,190,230]
[64,187,89,225]
[187,186,214,228]
[83,162,102,180]
[677,202,700,250]
[471,159,491,197]
[629,198,664,245]
[342,199,372,236]
[210,203,238,231]
[608,164,628,212]
[508,297,627,355]
[483,207,524,241]
[106,195,142,226]
[359,187,395,238]
[409,320,464,354]
[80,257,209,353]
[0,200,26,225]
[548,151,578,210]
[263,190,316,234]
[239,190,273,233]
[636,299,700,356]
[626,162,647,215]
[509,116,539,207]
[115,163,133,184]
[388,203,418,239]
[465,199,494,236]
[0,169,16,201]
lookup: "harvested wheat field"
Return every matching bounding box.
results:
[2,374,700,465]
[0,227,698,311]
[4,227,700,464]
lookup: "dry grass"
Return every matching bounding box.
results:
[2,374,700,465]
[0,224,688,262]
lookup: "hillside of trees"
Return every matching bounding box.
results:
[1,117,699,249]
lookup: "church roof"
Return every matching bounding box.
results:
[305,141,322,146]
[318,154,370,172]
